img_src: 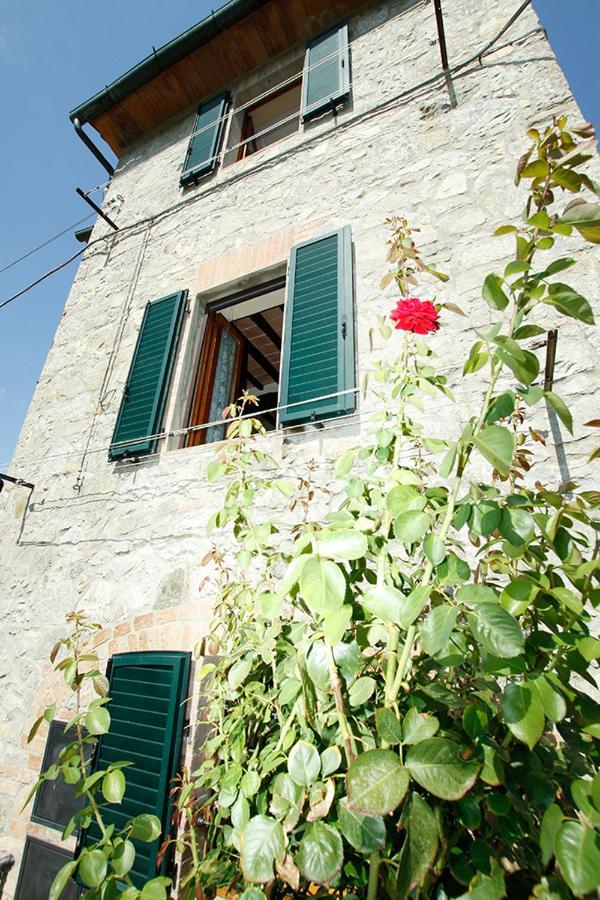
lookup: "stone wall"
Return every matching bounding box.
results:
[1,0,598,893]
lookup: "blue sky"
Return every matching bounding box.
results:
[0,0,598,470]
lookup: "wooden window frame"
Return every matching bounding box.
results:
[186,312,245,447]
[236,79,302,162]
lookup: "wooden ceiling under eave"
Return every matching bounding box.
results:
[89,0,368,155]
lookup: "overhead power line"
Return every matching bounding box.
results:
[0,213,95,276]
[0,0,536,313]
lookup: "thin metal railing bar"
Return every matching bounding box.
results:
[184,46,344,146]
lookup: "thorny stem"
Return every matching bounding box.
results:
[326,642,357,765]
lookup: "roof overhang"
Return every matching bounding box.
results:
[70,0,368,155]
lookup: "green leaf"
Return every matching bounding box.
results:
[231,794,250,830]
[315,529,367,561]
[463,342,489,376]
[494,224,518,235]
[112,840,135,877]
[501,681,544,749]
[297,821,343,885]
[555,821,600,896]
[494,339,540,385]
[337,798,386,854]
[321,746,342,778]
[559,200,600,228]
[300,557,346,614]
[397,792,438,897]
[420,604,458,657]
[500,578,539,615]
[545,391,573,434]
[239,890,267,900]
[462,704,488,740]
[79,849,108,888]
[540,803,563,866]
[258,592,283,619]
[505,259,531,277]
[349,676,376,707]
[456,583,498,605]
[482,274,509,311]
[394,511,430,544]
[402,707,439,745]
[306,641,330,690]
[530,675,566,723]
[423,533,446,566]
[499,507,535,546]
[206,460,226,482]
[386,485,426,516]
[397,586,432,628]
[129,813,162,842]
[455,859,506,900]
[322,605,352,644]
[241,815,285,883]
[84,707,110,736]
[288,740,320,787]
[241,770,261,798]
[347,749,409,815]
[521,159,550,178]
[102,768,126,804]
[335,450,355,478]
[468,603,524,658]
[140,880,171,900]
[376,708,403,745]
[228,657,252,690]
[545,282,595,324]
[49,860,78,900]
[473,425,515,477]
[405,738,479,800]
[361,585,405,626]
[513,324,547,339]
[485,391,515,425]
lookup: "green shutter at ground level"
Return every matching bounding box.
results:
[80,651,191,887]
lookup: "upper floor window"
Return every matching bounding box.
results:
[179,21,350,186]
[108,228,355,460]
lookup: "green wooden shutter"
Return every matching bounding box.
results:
[180,92,229,185]
[81,651,191,887]
[109,292,186,460]
[279,226,355,426]
[301,22,349,121]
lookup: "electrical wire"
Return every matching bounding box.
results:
[0,1,537,314]
[0,213,95,276]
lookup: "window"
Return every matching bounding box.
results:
[77,651,191,887]
[109,227,355,457]
[187,278,285,446]
[237,80,302,161]
[187,227,355,443]
[180,21,350,181]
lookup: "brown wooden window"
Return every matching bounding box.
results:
[237,81,302,161]
[187,280,284,446]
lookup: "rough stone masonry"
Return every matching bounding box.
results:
[0,0,598,893]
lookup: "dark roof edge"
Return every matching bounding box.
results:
[69,0,270,125]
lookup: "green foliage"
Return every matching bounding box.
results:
[186,117,600,900]
[25,612,167,900]
[31,117,600,900]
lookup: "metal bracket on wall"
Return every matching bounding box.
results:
[75,187,119,231]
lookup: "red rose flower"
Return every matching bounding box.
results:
[390,297,440,334]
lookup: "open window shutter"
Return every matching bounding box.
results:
[81,651,191,887]
[180,92,229,184]
[109,291,186,460]
[301,22,349,121]
[279,226,355,426]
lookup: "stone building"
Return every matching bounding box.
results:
[0,0,597,895]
